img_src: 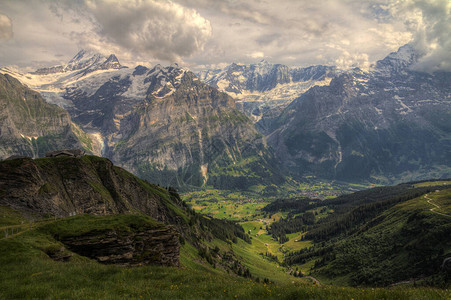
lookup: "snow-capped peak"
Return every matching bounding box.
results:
[33,50,124,75]
[374,44,419,74]
[67,49,101,64]
[386,44,417,63]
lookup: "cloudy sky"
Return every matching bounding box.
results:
[0,0,449,72]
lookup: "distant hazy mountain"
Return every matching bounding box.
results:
[198,61,339,123]
[264,44,451,183]
[0,50,125,109]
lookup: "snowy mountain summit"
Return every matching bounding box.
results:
[198,61,338,121]
[373,44,419,75]
[33,50,124,75]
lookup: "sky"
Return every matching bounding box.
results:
[0,0,450,72]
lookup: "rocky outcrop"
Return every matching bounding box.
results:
[0,156,185,224]
[60,226,180,267]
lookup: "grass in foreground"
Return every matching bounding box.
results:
[0,212,449,299]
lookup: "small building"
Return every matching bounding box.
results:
[45,149,85,158]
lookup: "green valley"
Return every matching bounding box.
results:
[0,157,450,299]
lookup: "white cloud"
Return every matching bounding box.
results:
[0,0,449,72]
[179,0,414,69]
[0,0,211,68]
[248,51,264,59]
[388,0,451,72]
[0,13,12,40]
[84,0,212,63]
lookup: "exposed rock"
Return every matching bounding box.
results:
[43,246,74,262]
[198,61,338,122]
[3,53,285,191]
[60,226,180,267]
[61,64,283,190]
[442,257,451,273]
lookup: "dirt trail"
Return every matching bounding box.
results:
[304,276,322,287]
[424,194,451,218]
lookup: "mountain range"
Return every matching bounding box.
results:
[197,61,338,123]
[199,44,450,183]
[1,44,450,188]
[261,45,451,182]
[1,52,283,191]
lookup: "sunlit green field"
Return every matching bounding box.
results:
[414,180,451,187]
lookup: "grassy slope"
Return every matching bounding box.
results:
[310,188,451,286]
[184,180,451,289]
[1,208,449,299]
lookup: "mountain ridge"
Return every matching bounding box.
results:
[263,44,451,183]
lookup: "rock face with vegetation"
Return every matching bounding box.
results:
[0,74,94,159]
[44,215,180,267]
[0,155,253,269]
[0,156,186,224]
[2,51,285,191]
[0,155,184,266]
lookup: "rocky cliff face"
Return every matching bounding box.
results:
[61,227,179,267]
[60,63,283,190]
[47,215,180,267]
[264,45,451,182]
[0,74,96,158]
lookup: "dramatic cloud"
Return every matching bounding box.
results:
[0,0,449,72]
[179,0,413,70]
[388,0,451,72]
[0,0,211,67]
[84,0,211,62]
[0,13,12,40]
